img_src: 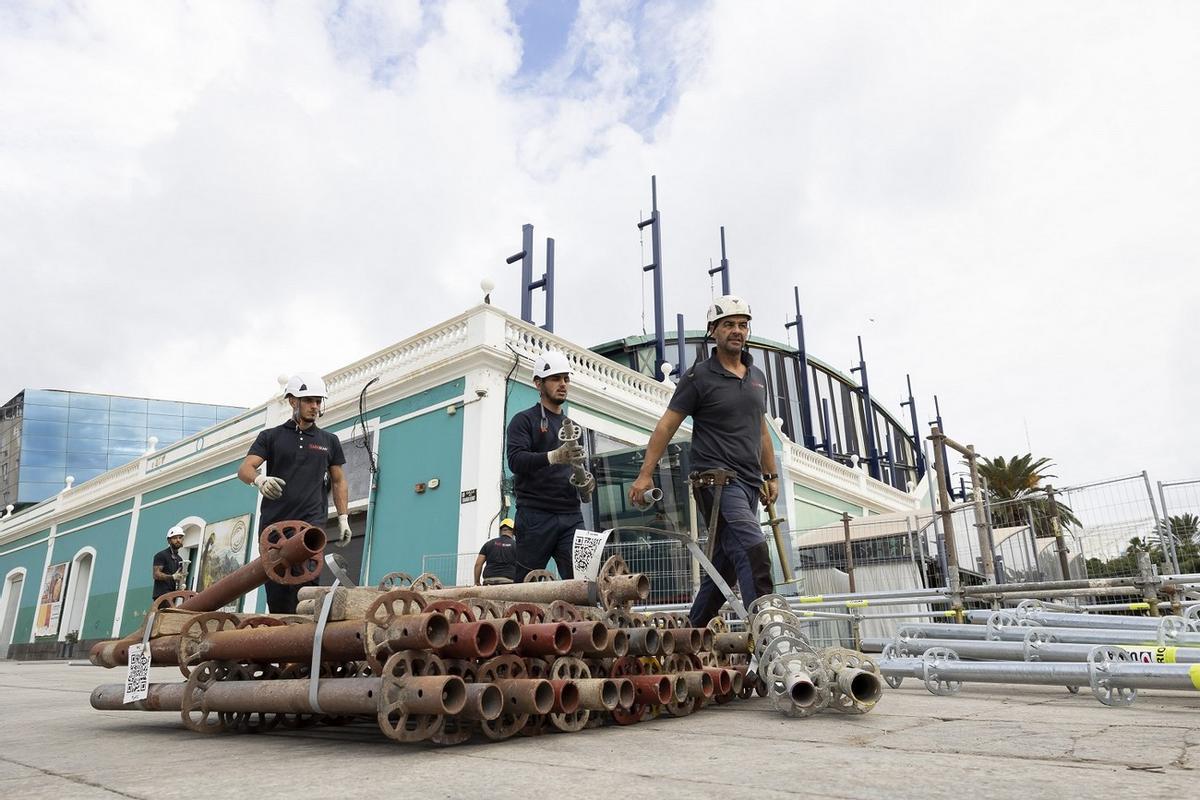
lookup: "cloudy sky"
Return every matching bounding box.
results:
[2,0,1197,489]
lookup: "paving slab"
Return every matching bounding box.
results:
[0,660,1196,799]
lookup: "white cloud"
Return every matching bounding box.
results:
[1,0,1197,488]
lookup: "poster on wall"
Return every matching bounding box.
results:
[196,514,252,610]
[33,562,69,638]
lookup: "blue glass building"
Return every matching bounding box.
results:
[0,390,244,509]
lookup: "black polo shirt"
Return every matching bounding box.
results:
[668,350,769,488]
[479,535,517,580]
[152,546,183,599]
[248,418,346,530]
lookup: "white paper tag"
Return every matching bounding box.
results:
[572,529,612,581]
[123,643,152,704]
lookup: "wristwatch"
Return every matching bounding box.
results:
[762,473,778,481]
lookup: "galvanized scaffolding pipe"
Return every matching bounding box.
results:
[879,655,1200,692]
[638,594,949,614]
[864,636,1200,664]
[973,609,1198,632]
[896,623,1200,647]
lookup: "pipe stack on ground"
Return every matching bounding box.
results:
[89,555,767,744]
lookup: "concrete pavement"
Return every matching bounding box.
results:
[0,659,1196,798]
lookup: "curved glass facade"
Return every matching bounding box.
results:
[1,390,244,508]
[591,333,924,492]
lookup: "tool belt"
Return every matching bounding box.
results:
[689,469,736,559]
[688,469,736,488]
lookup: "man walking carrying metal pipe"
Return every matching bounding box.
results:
[238,373,350,612]
[506,351,593,581]
[629,295,778,626]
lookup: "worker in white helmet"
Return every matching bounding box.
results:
[151,526,187,599]
[237,373,350,613]
[630,295,779,626]
[505,351,591,580]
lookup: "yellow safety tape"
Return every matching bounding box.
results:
[1128,602,1150,611]
[799,595,823,603]
[943,610,957,618]
[1190,665,1200,691]
[845,600,869,608]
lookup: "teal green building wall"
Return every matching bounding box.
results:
[366,384,465,584]
[0,529,51,645]
[121,464,254,635]
[49,509,133,641]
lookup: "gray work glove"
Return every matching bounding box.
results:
[172,570,185,583]
[254,474,286,500]
[547,442,585,466]
[336,514,352,547]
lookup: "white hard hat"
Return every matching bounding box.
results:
[167,525,185,540]
[532,351,572,380]
[706,295,753,327]
[285,373,328,399]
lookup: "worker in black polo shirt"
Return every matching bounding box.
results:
[151,526,186,599]
[506,351,593,580]
[629,295,780,627]
[474,518,517,584]
[237,373,350,613]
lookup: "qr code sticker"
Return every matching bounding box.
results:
[124,644,152,703]
[572,530,610,580]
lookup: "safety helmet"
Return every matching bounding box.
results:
[532,350,572,380]
[166,525,185,540]
[706,295,753,328]
[500,518,515,531]
[285,373,328,399]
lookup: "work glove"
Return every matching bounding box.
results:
[547,442,585,466]
[337,514,352,547]
[172,570,185,583]
[253,474,286,500]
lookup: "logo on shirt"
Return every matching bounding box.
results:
[307,443,329,452]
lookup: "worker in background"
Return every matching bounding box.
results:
[629,295,779,626]
[238,373,350,613]
[506,351,593,580]
[474,518,517,585]
[151,526,186,599]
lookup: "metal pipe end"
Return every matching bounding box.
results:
[552,624,572,654]
[497,619,522,652]
[474,623,499,658]
[656,629,673,655]
[599,679,619,710]
[617,678,636,708]
[557,681,581,714]
[533,679,555,714]
[425,614,451,648]
[476,684,504,721]
[787,671,816,707]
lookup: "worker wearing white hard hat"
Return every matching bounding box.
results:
[151,526,187,599]
[505,351,591,580]
[237,372,351,613]
[630,294,778,627]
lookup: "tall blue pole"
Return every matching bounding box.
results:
[900,374,927,481]
[675,313,686,378]
[851,336,881,481]
[784,285,817,450]
[506,223,534,325]
[527,238,555,332]
[637,176,666,378]
[708,226,731,295]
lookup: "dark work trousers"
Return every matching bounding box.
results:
[513,507,583,581]
[688,481,775,627]
[265,579,316,614]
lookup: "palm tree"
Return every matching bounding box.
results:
[1168,513,1199,546]
[976,453,1079,537]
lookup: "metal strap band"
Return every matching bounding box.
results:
[308,578,340,714]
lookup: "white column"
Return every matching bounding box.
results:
[111,496,142,637]
[455,365,509,584]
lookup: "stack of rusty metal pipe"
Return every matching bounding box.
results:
[88,545,760,744]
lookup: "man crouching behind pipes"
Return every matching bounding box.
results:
[629,295,778,626]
